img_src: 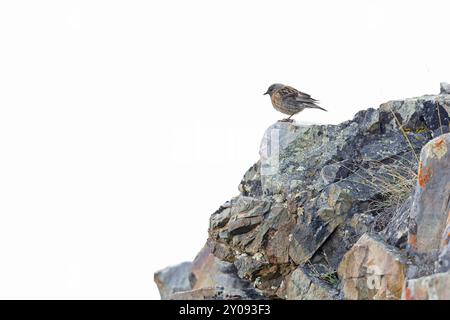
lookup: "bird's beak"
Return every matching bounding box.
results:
[263,91,268,95]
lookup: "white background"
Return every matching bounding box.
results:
[0,0,449,299]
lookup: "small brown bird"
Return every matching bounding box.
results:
[264,83,327,121]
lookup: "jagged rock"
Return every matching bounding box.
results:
[209,196,272,252]
[403,272,450,300]
[408,134,450,267]
[234,253,269,280]
[238,162,262,197]
[281,267,338,300]
[264,206,297,264]
[210,241,235,261]
[154,262,192,300]
[338,234,407,300]
[209,196,296,296]
[227,197,270,238]
[289,184,353,265]
[156,84,450,300]
[190,242,254,291]
[257,95,449,200]
[209,202,232,230]
[382,196,411,249]
[259,122,310,194]
[155,242,264,300]
[441,82,450,95]
[320,162,351,185]
[219,90,447,297]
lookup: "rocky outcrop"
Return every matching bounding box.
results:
[155,84,450,300]
[409,135,450,253]
[154,241,265,300]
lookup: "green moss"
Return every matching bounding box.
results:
[415,127,428,133]
[402,126,428,134]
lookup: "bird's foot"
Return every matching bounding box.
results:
[279,118,294,123]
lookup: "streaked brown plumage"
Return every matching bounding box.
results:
[264,83,327,120]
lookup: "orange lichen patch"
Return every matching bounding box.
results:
[417,161,432,188]
[435,138,444,149]
[408,234,417,250]
[443,233,450,246]
[441,228,450,246]
[404,287,413,300]
[429,137,448,159]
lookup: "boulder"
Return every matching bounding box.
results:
[154,262,192,300]
[289,184,353,265]
[190,242,255,291]
[403,272,450,300]
[155,241,263,300]
[338,234,406,300]
[382,196,411,249]
[281,267,338,300]
[209,196,296,296]
[441,82,450,95]
[408,134,450,259]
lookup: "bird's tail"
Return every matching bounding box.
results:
[308,103,327,112]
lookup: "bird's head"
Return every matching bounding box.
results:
[264,83,284,96]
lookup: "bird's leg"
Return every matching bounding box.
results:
[279,114,295,122]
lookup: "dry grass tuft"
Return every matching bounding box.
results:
[359,156,417,210]
[307,261,340,288]
[351,155,417,231]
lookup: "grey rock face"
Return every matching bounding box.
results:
[190,241,254,291]
[155,84,450,300]
[281,267,339,300]
[154,241,264,300]
[404,272,450,300]
[382,196,411,248]
[154,262,192,300]
[407,133,450,277]
[441,82,450,95]
[238,162,262,198]
[209,197,296,296]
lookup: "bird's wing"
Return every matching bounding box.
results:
[280,86,319,104]
[276,86,300,97]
